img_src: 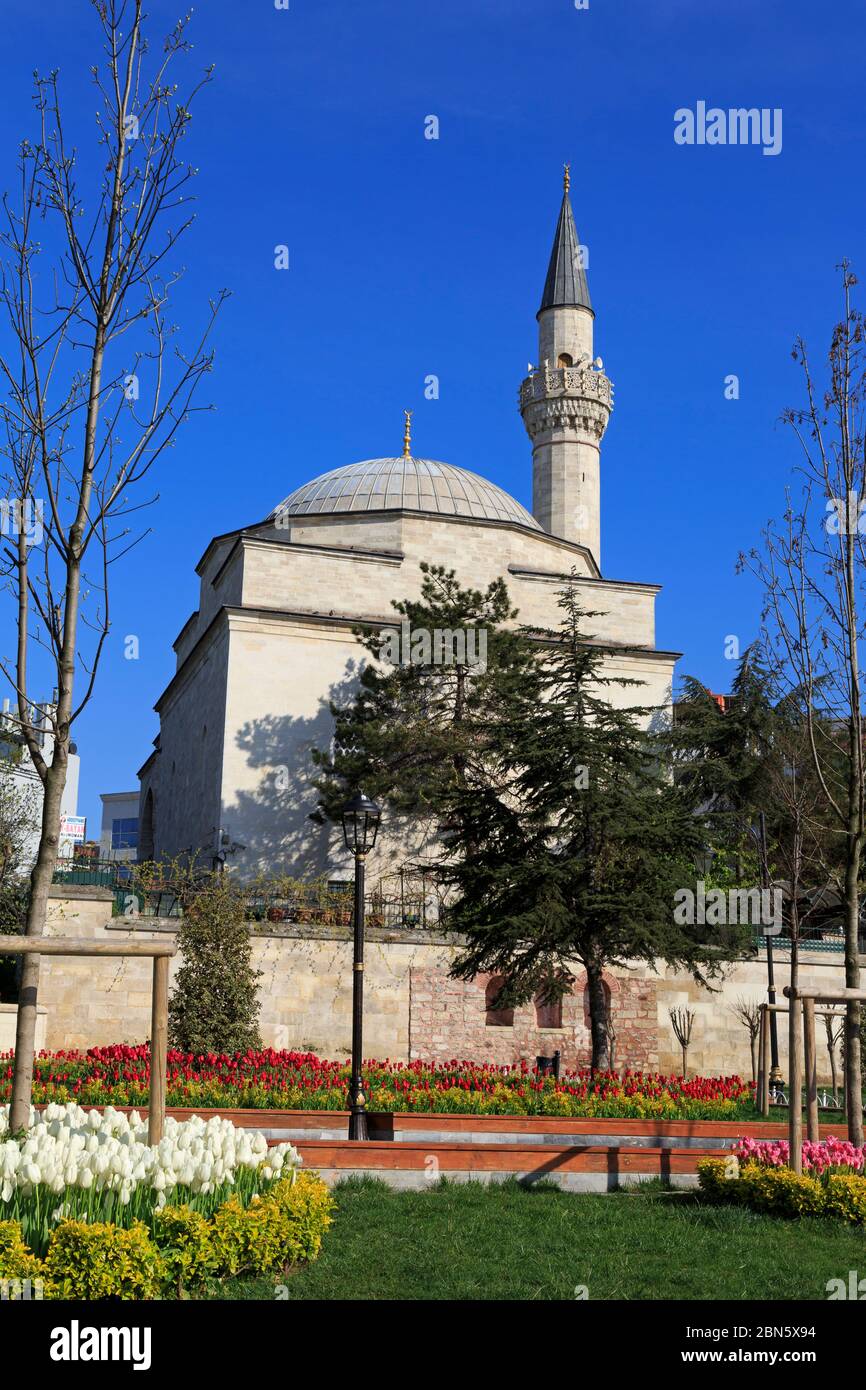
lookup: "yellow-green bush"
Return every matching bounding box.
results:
[697,1156,866,1225]
[42,1221,166,1301]
[738,1164,825,1218]
[824,1174,866,1225]
[0,1170,335,1298]
[212,1172,334,1276]
[696,1157,735,1201]
[153,1205,217,1290]
[0,1220,43,1285]
[267,1171,336,1265]
[212,1192,290,1276]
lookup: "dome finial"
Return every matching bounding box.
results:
[402,409,413,459]
[563,162,570,194]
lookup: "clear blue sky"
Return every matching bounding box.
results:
[1,0,864,837]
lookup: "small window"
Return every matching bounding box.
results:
[111,817,139,851]
[535,992,562,1029]
[485,976,514,1027]
[557,353,574,368]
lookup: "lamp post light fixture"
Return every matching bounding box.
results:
[341,792,382,1141]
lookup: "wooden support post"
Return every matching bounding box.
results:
[789,992,803,1175]
[148,954,169,1146]
[803,997,819,1143]
[759,1005,771,1116]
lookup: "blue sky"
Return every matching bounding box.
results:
[1,0,864,836]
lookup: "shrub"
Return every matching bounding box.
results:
[153,1205,217,1292]
[738,1164,825,1219]
[0,1220,42,1283]
[168,877,262,1054]
[212,1193,292,1276]
[824,1174,866,1225]
[698,1152,866,1225]
[696,1157,735,1201]
[43,1220,165,1301]
[212,1172,334,1276]
[267,1171,335,1264]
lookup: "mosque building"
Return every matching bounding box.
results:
[137,173,678,882]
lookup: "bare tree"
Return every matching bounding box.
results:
[669,1006,696,1079]
[730,995,761,1084]
[741,265,865,1145]
[0,1,227,1130]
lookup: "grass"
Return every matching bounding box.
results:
[205,1178,866,1302]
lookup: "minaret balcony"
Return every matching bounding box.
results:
[519,364,614,411]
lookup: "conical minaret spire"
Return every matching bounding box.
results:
[539,166,592,315]
[518,170,613,568]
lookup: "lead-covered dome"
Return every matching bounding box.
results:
[273,457,540,530]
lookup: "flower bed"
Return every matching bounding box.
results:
[1,1047,755,1120]
[0,1102,334,1298]
[697,1137,866,1225]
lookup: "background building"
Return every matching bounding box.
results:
[98,792,140,862]
[0,697,81,868]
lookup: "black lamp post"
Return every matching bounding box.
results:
[341,792,381,1141]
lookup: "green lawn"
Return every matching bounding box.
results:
[206,1178,865,1302]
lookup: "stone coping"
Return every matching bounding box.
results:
[292,1138,725,1176]
[56,1105,848,1142]
[48,884,115,902]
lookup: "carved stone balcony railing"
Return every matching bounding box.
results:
[519,365,614,411]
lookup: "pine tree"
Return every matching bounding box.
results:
[168,876,262,1055]
[312,563,537,847]
[444,583,738,1071]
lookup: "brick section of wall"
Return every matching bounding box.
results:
[409,966,659,1071]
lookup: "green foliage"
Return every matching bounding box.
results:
[152,1205,218,1290]
[213,1179,866,1302]
[0,1219,42,1283]
[212,1172,335,1276]
[168,875,262,1054]
[42,1220,166,1301]
[0,1172,335,1298]
[312,563,536,834]
[697,1158,866,1225]
[443,582,737,1064]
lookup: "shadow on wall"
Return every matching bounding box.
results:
[226,664,363,880]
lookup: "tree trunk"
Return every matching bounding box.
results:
[788,935,799,1127]
[844,852,863,1144]
[829,1036,838,1104]
[750,1032,758,1086]
[586,961,610,1074]
[8,751,67,1131]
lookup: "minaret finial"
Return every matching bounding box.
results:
[402,409,413,459]
[563,162,570,194]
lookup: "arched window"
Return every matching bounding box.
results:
[485,976,514,1027]
[140,789,155,862]
[557,353,574,369]
[535,992,563,1029]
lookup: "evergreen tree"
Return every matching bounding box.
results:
[168,876,262,1055]
[443,584,739,1070]
[312,563,537,848]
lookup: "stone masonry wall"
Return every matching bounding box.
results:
[34,889,865,1084]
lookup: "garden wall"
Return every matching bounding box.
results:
[36,886,863,1082]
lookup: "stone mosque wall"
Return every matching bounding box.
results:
[35,887,861,1085]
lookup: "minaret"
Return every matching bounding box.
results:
[519,166,613,568]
